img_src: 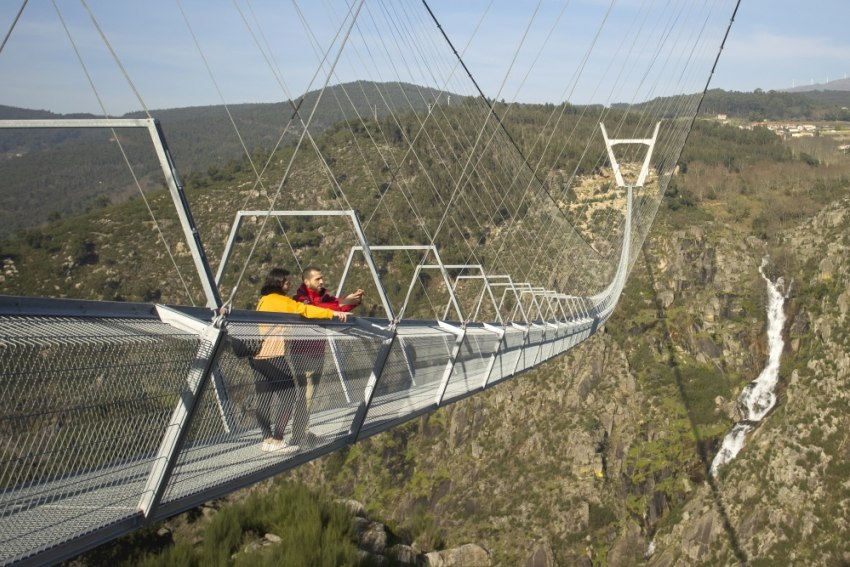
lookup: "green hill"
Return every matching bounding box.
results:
[0,81,466,239]
[5,85,846,242]
[617,88,850,121]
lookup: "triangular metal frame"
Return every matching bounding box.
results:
[435,265,503,325]
[338,244,462,323]
[216,209,394,321]
[600,121,661,188]
[486,276,530,325]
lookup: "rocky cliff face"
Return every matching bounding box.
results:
[291,195,850,565]
[295,332,642,565]
[648,197,850,565]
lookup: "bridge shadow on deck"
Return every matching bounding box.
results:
[641,247,748,566]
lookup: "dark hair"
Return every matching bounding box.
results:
[302,266,321,281]
[260,268,290,296]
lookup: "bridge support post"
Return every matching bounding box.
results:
[542,321,560,361]
[328,338,353,404]
[480,322,506,389]
[528,323,547,367]
[138,306,224,517]
[510,322,532,376]
[349,321,397,440]
[434,321,466,406]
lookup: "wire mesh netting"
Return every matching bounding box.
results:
[0,312,201,564]
[359,324,455,434]
[440,327,500,404]
[159,317,386,506]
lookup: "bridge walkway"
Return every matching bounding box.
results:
[0,296,596,565]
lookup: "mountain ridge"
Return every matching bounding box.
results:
[0,80,465,239]
[782,76,850,93]
[3,84,848,241]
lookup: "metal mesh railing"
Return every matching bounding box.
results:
[440,327,501,404]
[158,321,385,506]
[0,296,605,566]
[517,326,546,373]
[487,328,526,385]
[359,324,456,434]
[0,312,201,565]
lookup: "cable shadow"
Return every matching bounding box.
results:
[641,246,748,566]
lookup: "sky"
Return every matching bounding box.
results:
[0,1,848,115]
[712,0,849,91]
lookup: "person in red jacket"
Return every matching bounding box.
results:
[290,267,363,443]
[250,268,348,453]
[295,267,364,312]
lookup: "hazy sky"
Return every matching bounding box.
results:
[0,1,847,114]
[713,0,848,91]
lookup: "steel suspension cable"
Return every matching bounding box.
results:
[229,0,367,284]
[287,0,448,317]
[566,0,684,273]
[175,0,303,281]
[0,0,27,55]
[234,0,363,276]
[55,0,195,304]
[592,0,720,278]
[345,0,503,315]
[421,0,584,247]
[566,0,695,290]
[487,0,622,288]
[528,0,720,292]
[173,0,300,283]
[394,1,546,271]
[371,0,531,270]
[224,0,365,306]
[365,0,547,312]
[422,1,543,259]
[381,0,549,293]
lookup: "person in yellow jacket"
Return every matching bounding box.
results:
[250,268,348,453]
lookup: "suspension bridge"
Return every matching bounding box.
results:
[0,1,739,564]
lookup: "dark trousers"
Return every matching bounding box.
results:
[288,355,323,443]
[249,357,295,440]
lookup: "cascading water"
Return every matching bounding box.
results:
[710,258,787,476]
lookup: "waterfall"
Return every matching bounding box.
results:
[710,258,787,476]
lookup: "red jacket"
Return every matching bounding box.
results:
[289,284,357,359]
[293,284,358,312]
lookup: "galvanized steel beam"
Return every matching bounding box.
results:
[138,306,224,517]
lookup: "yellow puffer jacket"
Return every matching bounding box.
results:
[255,293,333,358]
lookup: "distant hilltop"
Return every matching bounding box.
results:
[782,77,850,93]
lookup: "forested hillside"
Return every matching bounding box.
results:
[622,88,850,121]
[27,97,849,564]
[4,85,849,241]
[0,100,660,310]
[0,82,461,238]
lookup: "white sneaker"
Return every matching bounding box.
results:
[292,429,325,445]
[265,440,299,454]
[304,431,326,445]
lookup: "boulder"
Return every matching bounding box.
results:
[337,498,367,517]
[356,520,388,555]
[425,543,490,566]
[524,540,555,567]
[387,544,420,565]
